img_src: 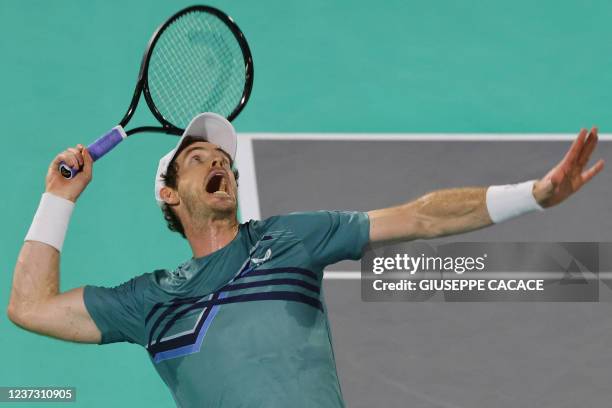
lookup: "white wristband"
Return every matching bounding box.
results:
[486,180,544,223]
[24,193,75,252]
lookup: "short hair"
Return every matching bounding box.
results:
[160,136,239,238]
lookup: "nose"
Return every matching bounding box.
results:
[210,157,223,169]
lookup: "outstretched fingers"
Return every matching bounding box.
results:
[561,128,588,167]
[577,127,599,167]
[580,159,605,185]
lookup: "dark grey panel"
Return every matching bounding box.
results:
[254,138,612,407]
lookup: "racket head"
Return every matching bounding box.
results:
[134,5,253,133]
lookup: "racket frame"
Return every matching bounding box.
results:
[120,4,254,136]
[59,5,253,179]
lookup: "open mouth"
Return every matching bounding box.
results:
[205,171,230,196]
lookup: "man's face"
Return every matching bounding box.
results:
[172,141,238,218]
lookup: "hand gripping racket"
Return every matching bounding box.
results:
[59,5,253,178]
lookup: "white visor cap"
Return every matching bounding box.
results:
[154,112,237,206]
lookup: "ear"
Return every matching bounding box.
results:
[160,186,180,206]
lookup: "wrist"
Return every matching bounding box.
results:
[45,188,78,203]
[531,178,555,207]
[24,193,75,252]
[486,180,544,223]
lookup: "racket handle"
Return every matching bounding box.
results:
[59,126,127,179]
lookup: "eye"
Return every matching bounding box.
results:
[191,155,202,163]
[221,156,232,167]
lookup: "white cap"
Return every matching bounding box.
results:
[154,112,237,206]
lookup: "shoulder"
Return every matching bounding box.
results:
[243,211,325,233]
[87,271,153,292]
[126,271,155,291]
[243,211,369,237]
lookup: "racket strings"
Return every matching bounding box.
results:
[150,12,243,121]
[152,14,236,118]
[150,19,215,123]
[148,10,247,127]
[175,16,238,117]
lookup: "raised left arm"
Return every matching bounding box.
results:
[368,127,605,244]
[368,186,491,243]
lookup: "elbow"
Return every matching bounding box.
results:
[6,302,22,326]
[6,302,35,331]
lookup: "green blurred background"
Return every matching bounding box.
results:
[1,0,610,406]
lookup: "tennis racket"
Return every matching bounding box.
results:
[59,5,253,179]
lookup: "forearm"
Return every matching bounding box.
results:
[8,242,60,322]
[7,146,101,343]
[369,187,491,242]
[8,190,75,319]
[413,187,491,238]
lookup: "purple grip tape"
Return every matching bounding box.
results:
[58,126,127,179]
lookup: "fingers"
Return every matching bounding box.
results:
[577,127,599,167]
[67,146,84,168]
[80,147,93,178]
[52,145,85,169]
[581,159,605,184]
[562,128,588,166]
[52,152,76,170]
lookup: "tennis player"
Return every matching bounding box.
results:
[8,113,604,407]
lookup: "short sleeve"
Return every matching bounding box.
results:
[83,275,148,346]
[274,211,370,267]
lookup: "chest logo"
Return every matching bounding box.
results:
[251,248,272,266]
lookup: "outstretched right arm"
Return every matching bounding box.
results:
[7,145,101,343]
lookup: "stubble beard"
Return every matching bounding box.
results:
[182,188,236,227]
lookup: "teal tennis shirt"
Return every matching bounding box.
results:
[83,211,370,408]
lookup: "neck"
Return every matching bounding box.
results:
[185,215,240,259]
